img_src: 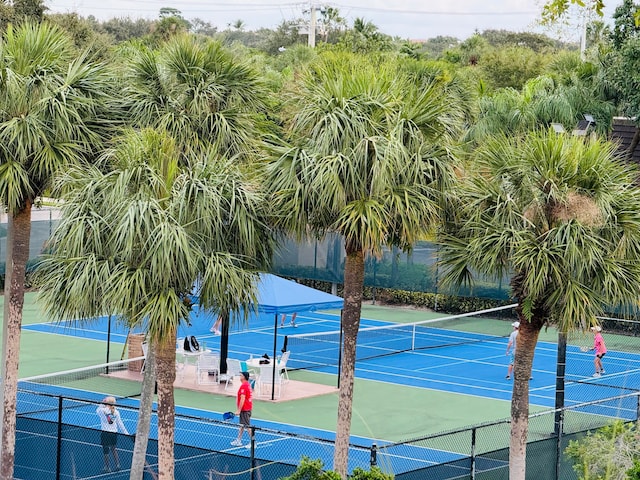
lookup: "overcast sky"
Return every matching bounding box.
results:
[43,0,618,41]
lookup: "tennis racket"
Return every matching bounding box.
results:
[580,346,590,352]
[222,411,235,421]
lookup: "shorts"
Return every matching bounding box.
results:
[239,410,251,427]
[101,431,118,453]
[596,353,606,359]
[509,352,515,364]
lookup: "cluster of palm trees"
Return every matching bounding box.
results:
[2,19,640,480]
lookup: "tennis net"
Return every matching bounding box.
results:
[283,304,517,371]
[18,358,143,417]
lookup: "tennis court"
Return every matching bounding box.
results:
[24,303,640,412]
[16,295,640,478]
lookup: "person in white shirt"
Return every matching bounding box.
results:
[96,396,129,472]
[505,321,519,380]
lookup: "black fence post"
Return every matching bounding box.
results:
[555,332,567,435]
[555,411,564,480]
[470,427,477,480]
[370,443,377,467]
[56,396,63,480]
[249,426,256,480]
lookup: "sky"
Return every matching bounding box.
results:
[43,0,619,42]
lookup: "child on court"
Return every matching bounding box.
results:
[96,396,129,472]
[591,325,607,377]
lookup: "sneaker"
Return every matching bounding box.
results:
[291,322,297,328]
[505,375,510,379]
[245,443,252,449]
[231,439,242,446]
[214,329,221,335]
[115,464,121,471]
[103,467,111,473]
[600,370,606,374]
[593,373,601,378]
[280,324,286,328]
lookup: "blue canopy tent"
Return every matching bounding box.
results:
[201,273,344,399]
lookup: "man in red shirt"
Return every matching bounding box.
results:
[231,371,253,447]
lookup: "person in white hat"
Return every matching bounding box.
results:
[590,326,607,377]
[505,321,520,379]
[96,396,129,472]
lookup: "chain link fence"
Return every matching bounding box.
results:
[375,392,640,480]
[16,387,640,480]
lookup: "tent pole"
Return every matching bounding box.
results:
[105,315,112,374]
[272,314,278,400]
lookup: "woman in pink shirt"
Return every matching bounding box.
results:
[591,326,607,377]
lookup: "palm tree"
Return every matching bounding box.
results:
[36,128,274,480]
[265,52,466,478]
[438,130,640,480]
[0,21,114,479]
[124,33,268,172]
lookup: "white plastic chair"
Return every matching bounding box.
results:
[257,364,285,399]
[279,350,290,383]
[196,353,220,385]
[223,358,242,390]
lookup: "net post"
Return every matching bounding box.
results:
[370,442,377,466]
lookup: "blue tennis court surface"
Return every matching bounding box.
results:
[21,307,640,477]
[23,307,640,411]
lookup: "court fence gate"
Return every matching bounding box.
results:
[14,389,640,480]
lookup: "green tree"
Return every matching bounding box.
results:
[36,128,273,480]
[12,0,45,23]
[112,36,271,478]
[610,0,640,48]
[566,420,640,479]
[339,18,392,53]
[124,34,268,161]
[0,21,114,479]
[266,51,465,478]
[439,131,640,480]
[542,0,607,23]
[479,46,551,90]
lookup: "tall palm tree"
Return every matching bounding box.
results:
[438,130,640,480]
[124,33,268,163]
[36,128,274,480]
[0,21,114,479]
[266,52,466,478]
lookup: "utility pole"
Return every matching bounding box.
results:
[308,3,317,48]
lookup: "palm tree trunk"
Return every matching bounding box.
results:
[131,340,157,480]
[0,204,31,480]
[155,332,177,480]
[509,312,541,480]
[333,245,365,479]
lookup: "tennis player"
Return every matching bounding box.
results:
[96,396,129,472]
[591,326,607,377]
[505,321,519,379]
[231,371,253,448]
